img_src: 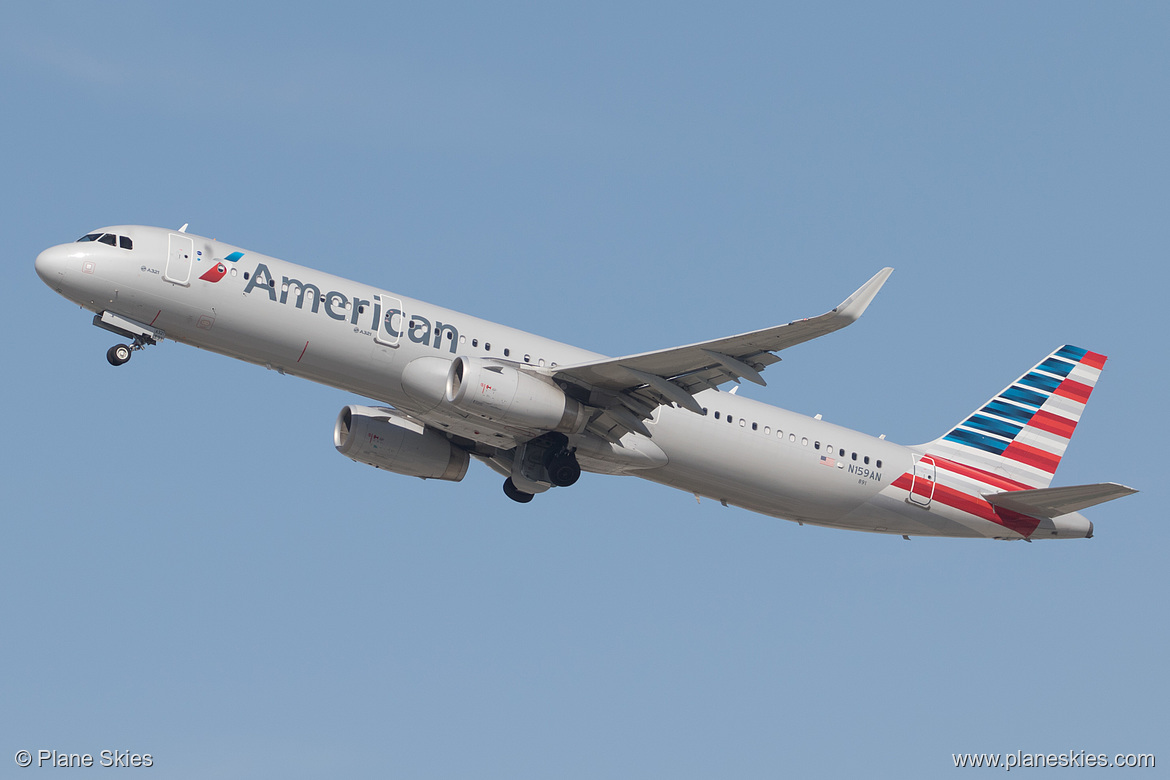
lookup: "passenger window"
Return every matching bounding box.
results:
[751,422,758,431]
[815,442,821,450]
[524,354,531,363]
[876,460,883,468]
[714,411,720,420]
[119,236,133,250]
[851,452,857,461]
[739,419,745,427]
[504,348,510,357]
[777,430,783,439]
[727,415,733,424]
[839,448,845,457]
[485,343,491,351]
[472,339,478,347]
[763,426,770,435]
[864,456,870,465]
[98,234,116,246]
[801,437,808,446]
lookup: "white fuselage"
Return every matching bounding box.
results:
[34,225,1093,539]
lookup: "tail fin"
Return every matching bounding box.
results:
[925,345,1107,489]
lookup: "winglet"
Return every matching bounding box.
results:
[834,267,893,323]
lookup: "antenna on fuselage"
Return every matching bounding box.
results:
[178,223,189,233]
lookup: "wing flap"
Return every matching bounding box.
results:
[983,482,1138,517]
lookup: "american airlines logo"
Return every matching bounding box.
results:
[197,251,244,283]
[242,262,459,353]
[199,262,228,283]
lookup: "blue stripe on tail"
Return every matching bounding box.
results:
[982,399,1035,424]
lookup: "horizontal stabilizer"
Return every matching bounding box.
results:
[983,482,1137,518]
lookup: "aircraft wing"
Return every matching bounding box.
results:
[543,267,893,440]
[984,482,1138,518]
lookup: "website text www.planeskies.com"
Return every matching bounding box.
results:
[953,750,1154,771]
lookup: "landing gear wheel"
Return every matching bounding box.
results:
[107,344,132,366]
[503,478,535,503]
[547,452,581,487]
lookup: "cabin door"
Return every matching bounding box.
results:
[164,233,194,286]
[908,455,936,508]
[373,293,404,347]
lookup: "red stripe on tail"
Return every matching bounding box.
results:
[1081,351,1107,369]
[1054,379,1092,403]
[1002,441,1061,473]
[891,474,1043,537]
[1028,410,1078,439]
[925,455,1036,491]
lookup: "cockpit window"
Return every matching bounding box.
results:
[76,233,133,250]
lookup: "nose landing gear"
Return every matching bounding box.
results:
[106,344,132,366]
[105,334,154,366]
[93,311,164,367]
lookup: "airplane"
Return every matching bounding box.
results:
[34,224,1136,540]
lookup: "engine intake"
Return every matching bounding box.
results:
[334,405,469,481]
[445,356,589,434]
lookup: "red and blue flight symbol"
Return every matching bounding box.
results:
[198,251,244,283]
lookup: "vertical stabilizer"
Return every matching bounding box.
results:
[924,345,1107,489]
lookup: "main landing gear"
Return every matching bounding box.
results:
[503,477,535,503]
[501,433,582,503]
[546,450,581,487]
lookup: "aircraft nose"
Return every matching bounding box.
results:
[35,244,71,285]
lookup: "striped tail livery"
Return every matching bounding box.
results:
[897,346,1136,539]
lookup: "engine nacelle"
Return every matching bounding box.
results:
[334,405,469,481]
[445,356,589,434]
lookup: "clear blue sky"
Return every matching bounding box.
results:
[3,2,1165,777]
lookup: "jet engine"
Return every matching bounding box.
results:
[334,405,469,481]
[445,356,589,434]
